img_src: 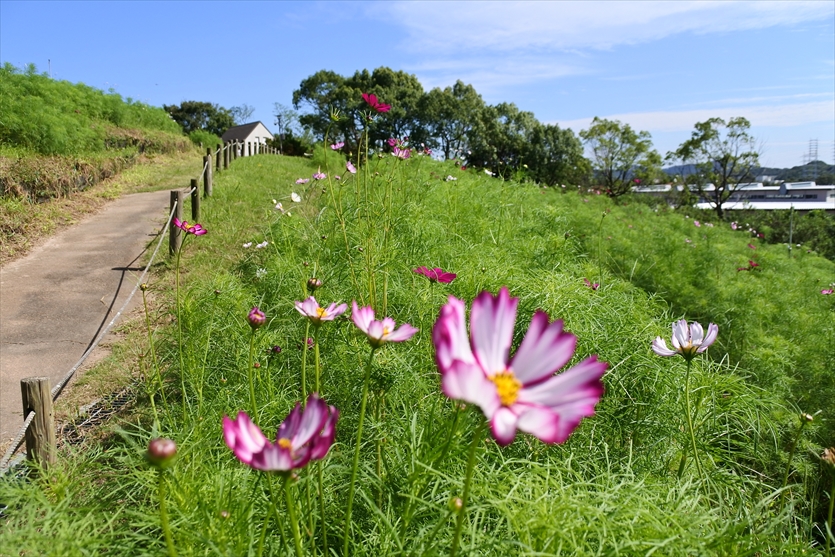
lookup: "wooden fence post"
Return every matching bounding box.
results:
[203,155,212,197]
[233,141,238,160]
[20,377,56,469]
[170,190,183,256]
[248,142,252,157]
[215,144,221,172]
[191,179,200,221]
[223,143,229,170]
[206,147,211,158]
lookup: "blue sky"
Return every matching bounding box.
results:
[1,0,833,168]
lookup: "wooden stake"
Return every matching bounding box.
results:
[20,377,56,469]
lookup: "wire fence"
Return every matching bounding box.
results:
[0,140,278,474]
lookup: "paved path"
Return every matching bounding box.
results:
[0,191,170,446]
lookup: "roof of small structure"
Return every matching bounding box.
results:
[221,121,273,142]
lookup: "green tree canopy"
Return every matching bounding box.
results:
[163,101,235,137]
[669,117,760,219]
[579,117,662,197]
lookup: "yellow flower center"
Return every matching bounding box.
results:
[490,370,521,406]
[316,307,328,319]
[278,438,292,450]
[382,327,391,337]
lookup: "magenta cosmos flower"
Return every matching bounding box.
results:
[393,147,411,160]
[822,289,834,295]
[351,301,418,348]
[173,217,207,236]
[330,142,344,150]
[295,296,347,326]
[346,161,357,174]
[362,92,391,113]
[248,307,266,329]
[413,266,456,284]
[223,394,338,472]
[432,287,607,446]
[652,319,718,362]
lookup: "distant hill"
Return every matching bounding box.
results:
[662,160,834,185]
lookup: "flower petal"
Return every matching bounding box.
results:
[351,301,375,334]
[292,395,328,448]
[490,407,519,446]
[690,321,704,345]
[510,312,577,385]
[519,356,606,409]
[441,360,500,418]
[385,323,418,343]
[470,287,517,374]
[515,404,562,444]
[651,337,677,357]
[672,319,689,349]
[250,443,293,471]
[433,296,476,373]
[310,406,339,461]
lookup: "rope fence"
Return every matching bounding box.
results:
[0,138,279,475]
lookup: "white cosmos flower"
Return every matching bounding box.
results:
[291,192,301,203]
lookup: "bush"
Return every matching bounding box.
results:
[188,129,221,149]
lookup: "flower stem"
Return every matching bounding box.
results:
[141,288,165,426]
[342,347,376,556]
[175,238,187,417]
[314,327,321,394]
[301,321,310,402]
[158,470,177,557]
[247,330,258,422]
[317,460,329,555]
[451,420,486,557]
[684,359,704,481]
[828,476,835,556]
[281,476,305,557]
[779,417,809,506]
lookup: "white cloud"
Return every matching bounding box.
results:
[554,101,835,134]
[377,1,833,53]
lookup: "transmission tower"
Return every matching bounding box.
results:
[804,139,818,181]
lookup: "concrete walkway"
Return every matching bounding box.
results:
[0,190,170,447]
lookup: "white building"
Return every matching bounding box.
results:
[633,182,835,212]
[221,121,273,152]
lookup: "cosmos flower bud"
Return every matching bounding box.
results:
[449,497,463,512]
[248,307,266,329]
[140,283,148,291]
[147,438,177,469]
[307,278,323,292]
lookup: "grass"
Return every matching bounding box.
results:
[0,149,202,265]
[1,147,833,556]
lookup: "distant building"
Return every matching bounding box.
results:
[694,182,835,212]
[633,182,835,212]
[221,121,273,152]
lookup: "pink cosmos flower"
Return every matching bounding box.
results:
[361,92,391,113]
[413,266,457,284]
[173,217,207,236]
[731,222,739,230]
[295,178,309,185]
[694,220,701,227]
[223,394,338,472]
[432,288,607,446]
[387,138,398,147]
[583,278,599,291]
[346,161,357,174]
[351,301,418,349]
[822,289,834,295]
[652,319,718,362]
[330,142,344,150]
[313,170,326,180]
[748,243,756,250]
[393,147,411,160]
[248,307,266,329]
[295,296,348,326]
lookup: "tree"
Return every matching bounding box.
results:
[416,81,485,159]
[292,67,425,153]
[669,117,760,219]
[163,101,234,137]
[526,124,590,186]
[466,102,540,178]
[230,104,255,125]
[579,117,661,197]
